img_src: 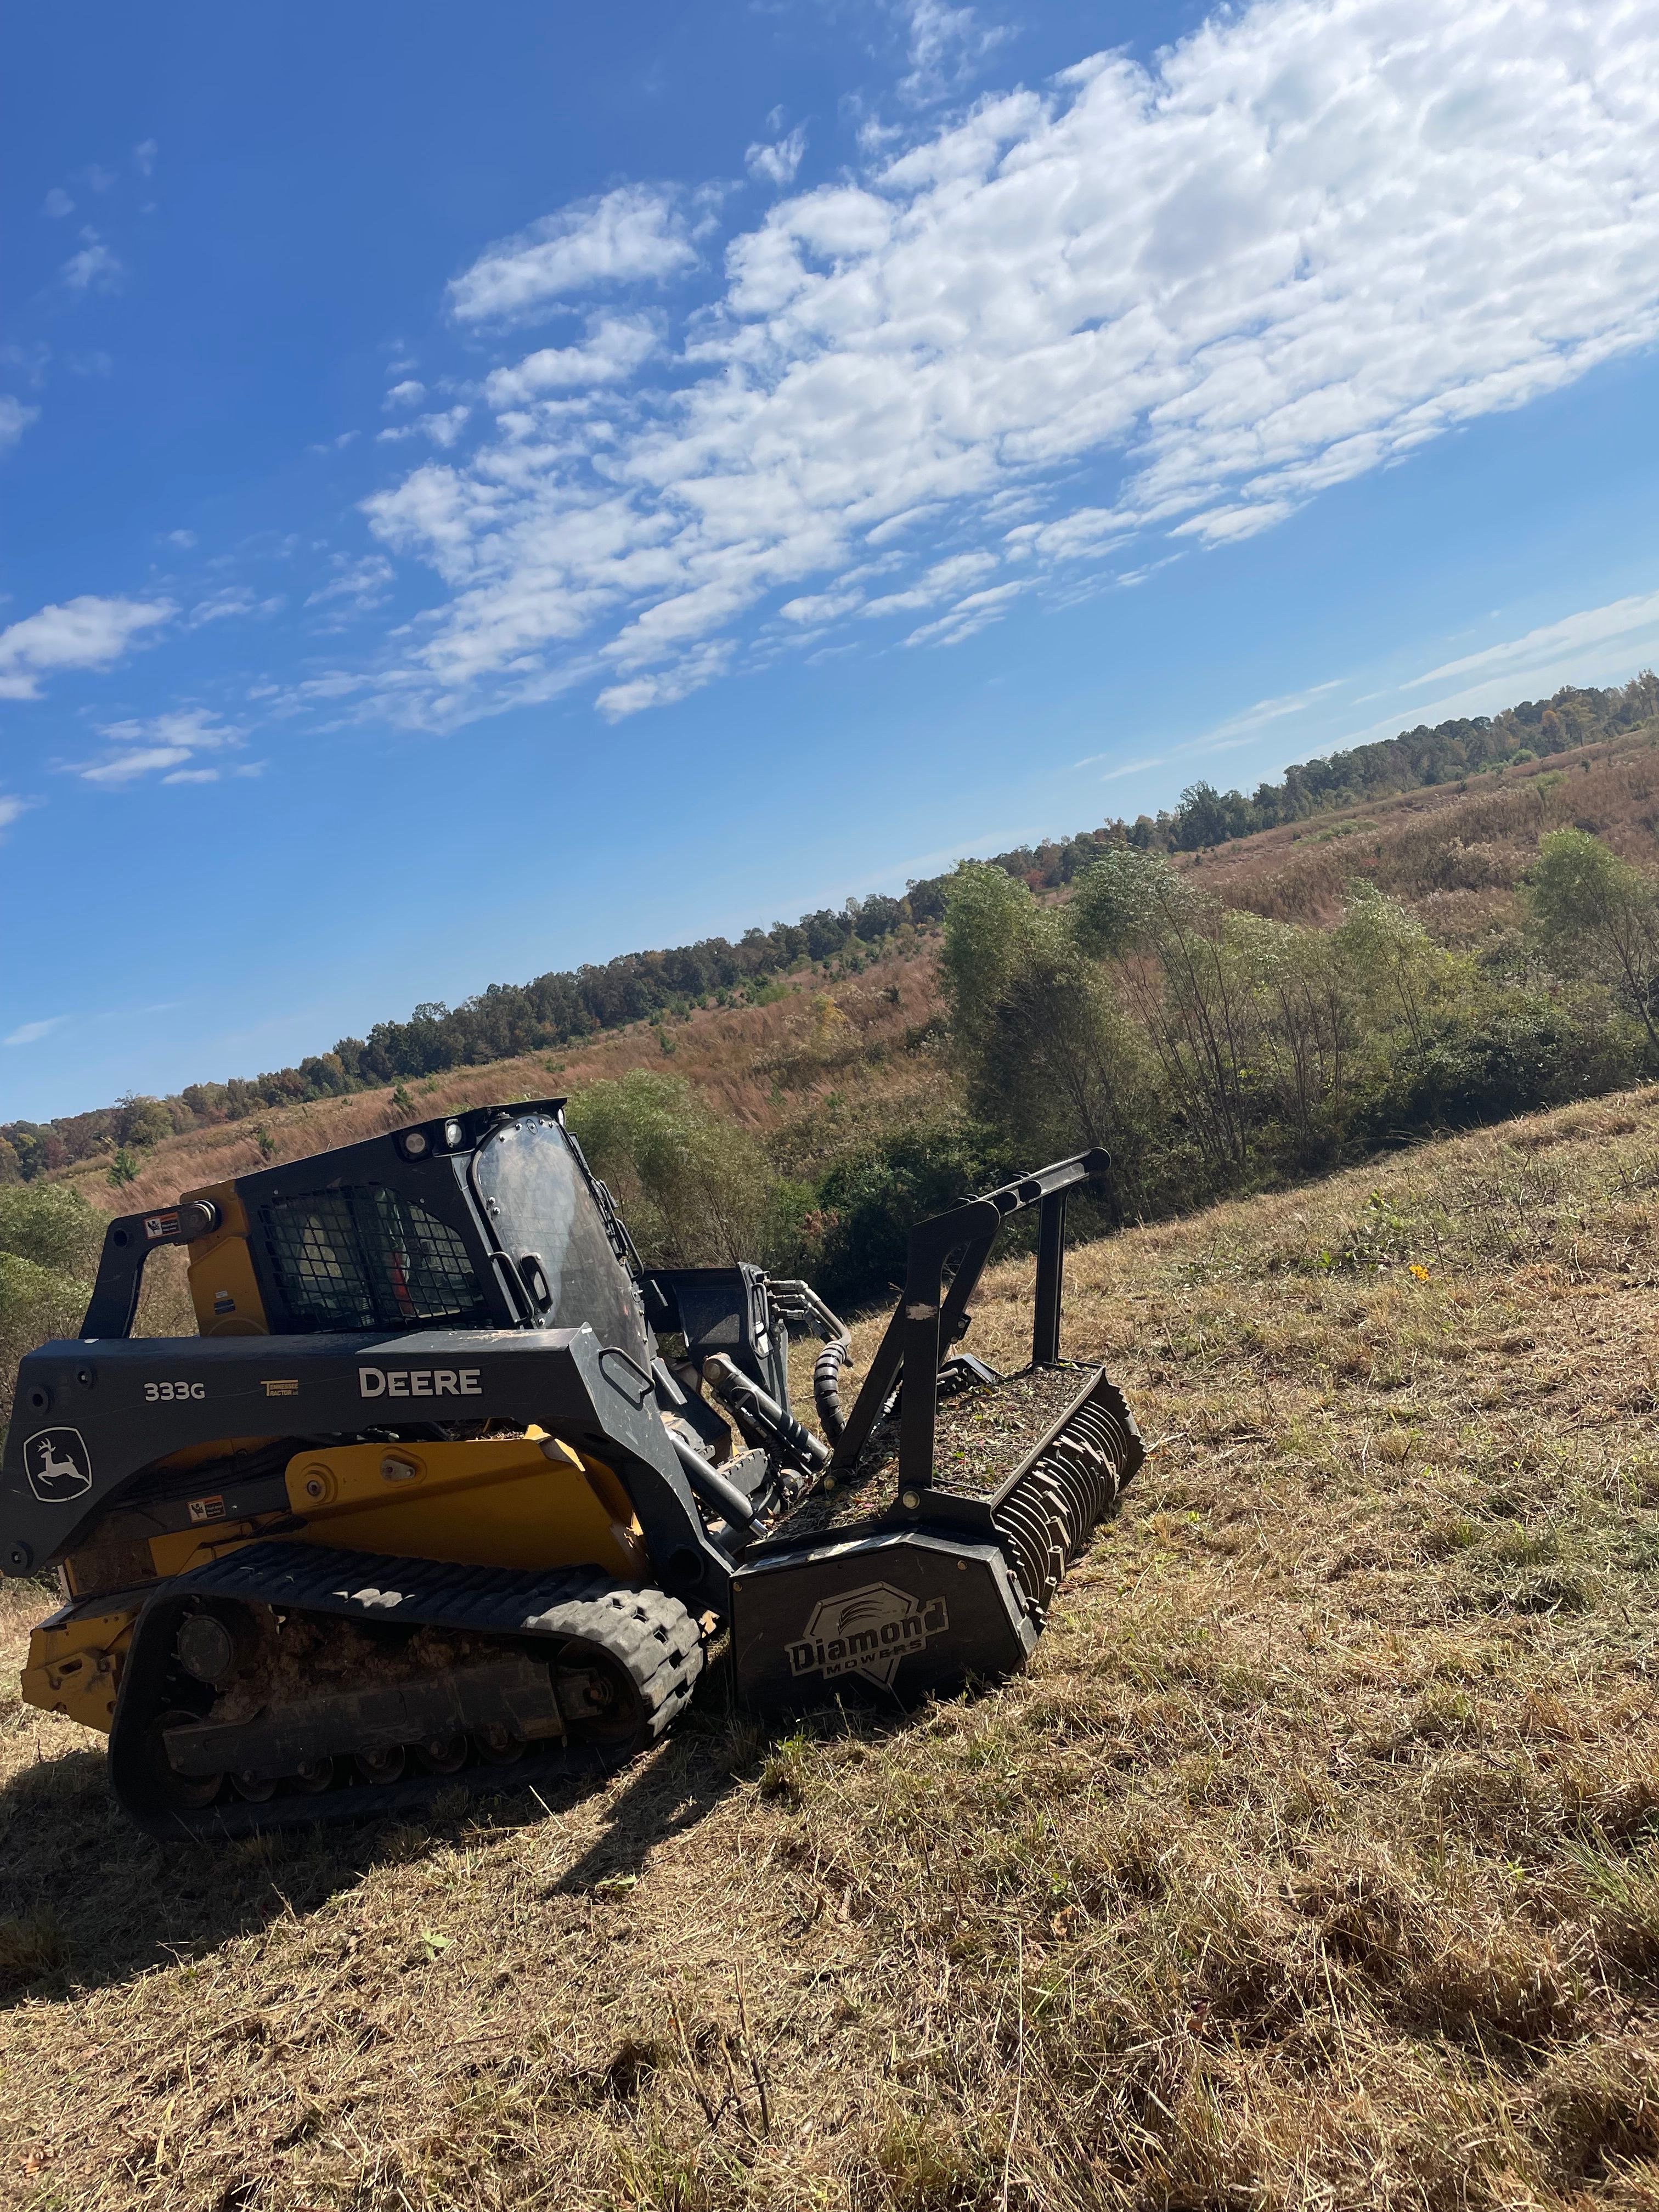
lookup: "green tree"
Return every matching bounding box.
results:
[1070,850,1257,1175]
[565,1069,775,1268]
[0,1184,102,1432]
[1526,829,1659,1053]
[113,1093,174,1149]
[940,860,1158,1200]
[938,861,1045,1044]
[1333,884,1456,1064]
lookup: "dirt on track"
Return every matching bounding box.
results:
[4,1092,1659,2209]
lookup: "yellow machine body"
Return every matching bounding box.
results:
[22,1599,137,1732]
[25,1430,647,1733]
[180,1180,270,1338]
[276,1433,646,1579]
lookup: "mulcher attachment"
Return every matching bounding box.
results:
[731,1152,1143,1709]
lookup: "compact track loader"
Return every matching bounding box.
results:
[2,1103,1142,1837]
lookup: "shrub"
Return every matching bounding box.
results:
[1357,991,1637,1143]
[566,1069,775,1269]
[0,1184,101,1435]
[810,1115,1010,1311]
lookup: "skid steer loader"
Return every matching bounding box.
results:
[1,1102,1141,1837]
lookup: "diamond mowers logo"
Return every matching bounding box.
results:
[787,1581,949,1691]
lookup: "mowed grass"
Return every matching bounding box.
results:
[3,1097,1659,2208]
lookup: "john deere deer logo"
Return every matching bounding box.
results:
[787,1582,949,1690]
[23,1429,93,1504]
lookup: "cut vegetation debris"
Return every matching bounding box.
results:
[4,1088,1658,2208]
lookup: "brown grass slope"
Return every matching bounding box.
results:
[4,1091,1659,2208]
[46,718,1659,1241]
[71,951,943,1226]
[1186,724,1659,941]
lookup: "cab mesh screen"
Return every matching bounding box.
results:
[258,1187,489,1332]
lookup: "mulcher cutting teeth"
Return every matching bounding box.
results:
[992,1377,1142,1618]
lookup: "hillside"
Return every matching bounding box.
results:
[4,708,1655,1391]
[26,708,1659,1212]
[7,674,1656,1192]
[35,710,1659,1229]
[3,1092,1657,2207]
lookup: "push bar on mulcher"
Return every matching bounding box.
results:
[826,1148,1111,1498]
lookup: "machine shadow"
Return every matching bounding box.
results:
[0,1714,739,2009]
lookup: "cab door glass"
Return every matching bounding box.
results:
[470,1116,650,1364]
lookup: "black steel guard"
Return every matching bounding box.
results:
[826,1149,1109,1492]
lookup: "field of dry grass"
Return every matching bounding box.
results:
[69,949,944,1228]
[4,1089,1658,2208]
[1184,728,1659,939]
[40,719,1659,1240]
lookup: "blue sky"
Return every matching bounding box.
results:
[5,0,1659,1121]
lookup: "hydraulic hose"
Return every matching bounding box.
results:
[812,1341,851,1446]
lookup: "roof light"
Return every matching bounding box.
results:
[400,1130,430,1159]
[443,1120,465,1149]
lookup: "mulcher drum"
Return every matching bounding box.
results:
[729,1363,1143,1709]
[109,1542,703,1839]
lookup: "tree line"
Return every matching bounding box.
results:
[1144,674,1659,856]
[4,675,1654,1184]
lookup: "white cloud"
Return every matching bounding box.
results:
[0,396,38,455]
[0,795,26,832]
[4,1018,67,1047]
[306,554,394,616]
[41,187,75,218]
[1406,589,1659,692]
[902,579,1024,646]
[1302,585,1659,745]
[165,528,197,549]
[746,126,806,189]
[59,230,121,292]
[187,587,284,627]
[384,379,426,410]
[896,0,1011,108]
[360,0,1659,723]
[296,673,369,698]
[80,745,193,783]
[75,707,242,787]
[133,139,157,177]
[0,594,173,700]
[1192,679,1347,749]
[81,165,116,194]
[595,641,732,721]
[483,315,659,405]
[780,588,865,626]
[98,708,241,750]
[447,185,698,324]
[2,341,50,388]
[377,404,471,449]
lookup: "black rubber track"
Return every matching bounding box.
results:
[110,1543,704,1840]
